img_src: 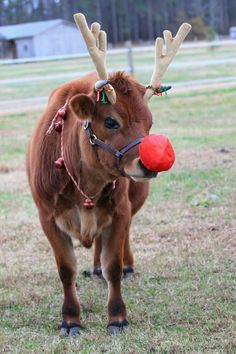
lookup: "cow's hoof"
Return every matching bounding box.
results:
[108,319,129,335]
[123,266,134,279]
[82,269,92,278]
[59,321,81,337]
[93,268,103,279]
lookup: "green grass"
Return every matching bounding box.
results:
[0,111,40,164]
[0,55,236,352]
[151,166,235,203]
[1,241,235,353]
[150,87,236,148]
[1,61,236,100]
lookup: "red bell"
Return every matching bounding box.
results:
[83,198,94,209]
[54,120,63,132]
[139,134,175,172]
[54,157,64,169]
[58,107,66,118]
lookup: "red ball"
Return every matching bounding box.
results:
[139,134,175,172]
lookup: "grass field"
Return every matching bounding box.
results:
[0,45,236,353]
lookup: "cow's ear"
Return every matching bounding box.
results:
[69,94,95,120]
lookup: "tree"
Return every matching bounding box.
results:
[189,16,209,40]
[0,0,234,41]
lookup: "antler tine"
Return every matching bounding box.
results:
[73,13,116,104]
[144,23,192,102]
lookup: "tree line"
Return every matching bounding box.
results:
[0,0,236,43]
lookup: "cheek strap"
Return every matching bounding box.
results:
[83,120,143,176]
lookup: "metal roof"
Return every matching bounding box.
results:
[0,19,73,40]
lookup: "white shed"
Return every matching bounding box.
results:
[229,27,236,39]
[0,19,88,59]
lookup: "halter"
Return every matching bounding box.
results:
[83,120,144,177]
[47,103,144,208]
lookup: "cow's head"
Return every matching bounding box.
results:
[69,72,156,181]
[69,14,191,182]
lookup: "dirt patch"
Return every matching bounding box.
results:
[0,169,28,192]
[174,146,236,172]
[0,163,24,173]
[131,188,236,265]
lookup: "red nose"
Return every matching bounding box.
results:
[139,134,175,172]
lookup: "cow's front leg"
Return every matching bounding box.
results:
[39,211,81,337]
[101,211,131,335]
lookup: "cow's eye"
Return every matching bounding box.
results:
[104,117,120,129]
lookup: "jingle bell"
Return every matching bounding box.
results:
[83,198,94,209]
[54,157,64,169]
[58,107,66,118]
[54,121,63,132]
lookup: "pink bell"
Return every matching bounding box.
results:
[54,121,63,132]
[54,157,64,169]
[83,198,94,209]
[139,134,175,172]
[57,107,66,118]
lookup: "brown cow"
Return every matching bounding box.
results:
[26,14,191,336]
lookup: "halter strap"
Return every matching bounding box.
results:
[83,120,143,176]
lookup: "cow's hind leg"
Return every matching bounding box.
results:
[39,211,81,336]
[93,235,103,278]
[123,232,134,278]
[93,231,134,279]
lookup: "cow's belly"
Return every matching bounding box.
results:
[55,205,112,248]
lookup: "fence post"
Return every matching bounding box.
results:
[125,40,134,74]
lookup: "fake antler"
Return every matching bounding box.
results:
[73,13,116,104]
[144,23,192,102]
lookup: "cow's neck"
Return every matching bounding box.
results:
[78,161,109,199]
[63,117,113,203]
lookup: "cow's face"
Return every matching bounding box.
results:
[69,73,157,182]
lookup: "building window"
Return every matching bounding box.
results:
[24,44,28,52]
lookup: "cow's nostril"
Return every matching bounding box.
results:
[138,160,158,178]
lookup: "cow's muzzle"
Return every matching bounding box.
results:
[124,157,158,182]
[83,121,174,181]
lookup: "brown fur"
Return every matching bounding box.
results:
[26,71,152,331]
